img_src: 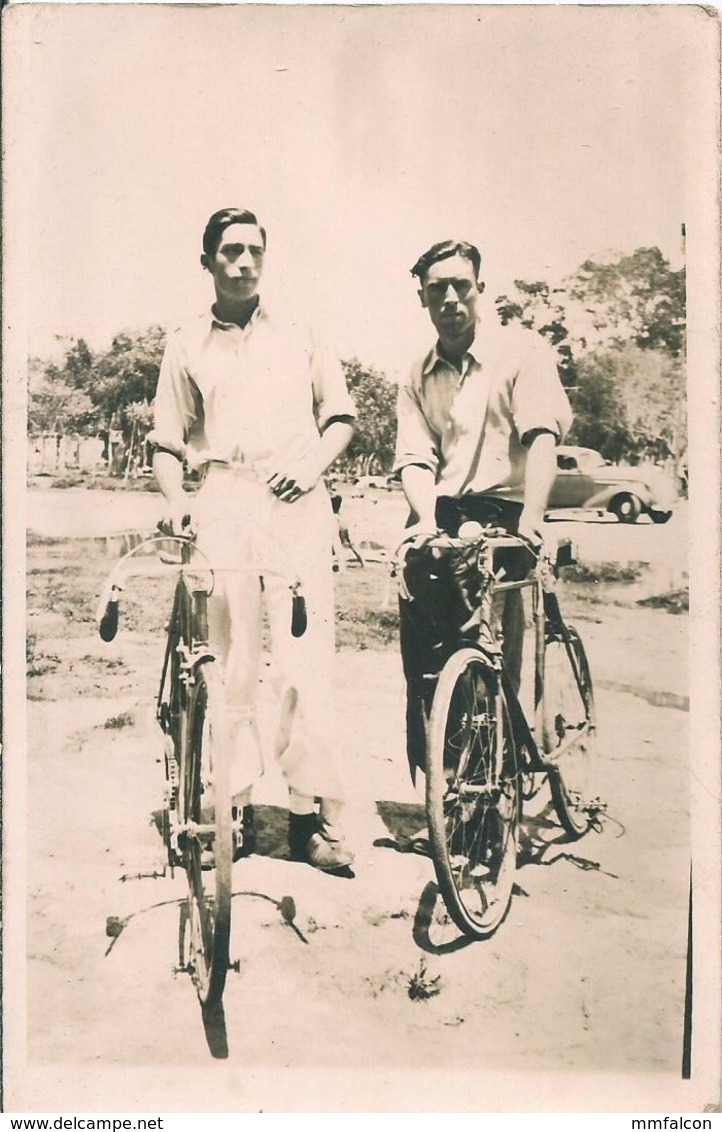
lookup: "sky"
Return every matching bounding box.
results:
[6,3,709,377]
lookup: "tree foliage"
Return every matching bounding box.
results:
[496,280,577,386]
[568,344,685,463]
[336,358,398,475]
[567,247,685,357]
[28,354,101,436]
[29,327,167,470]
[495,246,686,464]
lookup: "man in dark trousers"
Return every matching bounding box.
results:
[394,238,572,779]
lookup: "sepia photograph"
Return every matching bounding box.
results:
[2,1,720,1114]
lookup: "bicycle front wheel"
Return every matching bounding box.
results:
[427,648,520,940]
[180,659,232,1007]
[543,625,598,839]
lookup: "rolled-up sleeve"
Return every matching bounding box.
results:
[309,335,356,432]
[148,331,201,459]
[393,377,441,477]
[511,335,572,444]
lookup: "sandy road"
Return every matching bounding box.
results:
[24,609,689,1109]
[20,487,692,1110]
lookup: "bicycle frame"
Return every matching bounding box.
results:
[97,523,309,867]
[400,528,590,789]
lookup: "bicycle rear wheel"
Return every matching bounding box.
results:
[543,625,598,838]
[179,659,232,1006]
[426,648,519,940]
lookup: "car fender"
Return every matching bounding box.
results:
[584,483,652,510]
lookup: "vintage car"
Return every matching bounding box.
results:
[546,446,675,523]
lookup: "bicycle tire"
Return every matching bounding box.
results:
[179,659,232,1007]
[543,625,598,839]
[426,648,520,940]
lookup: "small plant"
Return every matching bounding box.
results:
[407,959,442,1002]
[104,711,135,730]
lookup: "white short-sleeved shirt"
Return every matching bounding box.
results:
[150,304,356,469]
[394,315,572,502]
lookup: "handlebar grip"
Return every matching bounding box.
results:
[99,598,120,642]
[291,592,307,638]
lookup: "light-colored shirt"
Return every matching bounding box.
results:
[394,314,572,502]
[150,304,356,469]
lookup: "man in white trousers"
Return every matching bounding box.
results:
[151,207,356,871]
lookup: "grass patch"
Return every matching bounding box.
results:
[560,561,647,585]
[30,473,163,493]
[638,587,689,614]
[337,607,399,649]
[104,711,135,730]
[26,633,61,677]
[334,566,398,649]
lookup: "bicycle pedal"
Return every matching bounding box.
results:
[119,865,169,882]
[228,958,241,974]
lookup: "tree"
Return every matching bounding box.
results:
[31,327,167,471]
[496,280,577,386]
[495,246,686,463]
[336,358,398,475]
[566,351,632,461]
[28,354,100,437]
[568,343,685,463]
[565,247,685,357]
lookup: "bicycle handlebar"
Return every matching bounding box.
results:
[395,525,542,564]
[97,524,307,642]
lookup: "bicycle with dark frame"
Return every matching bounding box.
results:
[96,524,307,1007]
[398,524,604,939]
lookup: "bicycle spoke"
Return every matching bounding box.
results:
[428,649,519,939]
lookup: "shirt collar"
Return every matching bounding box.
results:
[209,300,267,332]
[422,319,483,378]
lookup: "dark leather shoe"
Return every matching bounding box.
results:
[288,813,354,871]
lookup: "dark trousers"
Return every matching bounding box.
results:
[400,495,524,781]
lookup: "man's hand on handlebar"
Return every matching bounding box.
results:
[517,506,545,552]
[394,520,438,558]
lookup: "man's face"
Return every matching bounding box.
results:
[203,222,265,304]
[419,254,481,343]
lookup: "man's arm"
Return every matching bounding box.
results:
[400,464,438,534]
[394,375,441,538]
[153,449,193,534]
[518,430,557,545]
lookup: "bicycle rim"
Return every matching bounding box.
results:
[180,661,232,1006]
[544,626,597,838]
[427,648,519,940]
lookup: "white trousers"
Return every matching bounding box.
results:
[195,466,345,802]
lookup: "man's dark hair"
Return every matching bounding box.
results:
[410,240,481,283]
[202,208,267,257]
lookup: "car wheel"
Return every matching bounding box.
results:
[609,493,642,523]
[649,509,673,525]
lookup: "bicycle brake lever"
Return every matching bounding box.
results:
[291,589,307,637]
[99,586,121,642]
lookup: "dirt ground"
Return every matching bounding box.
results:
[19,488,692,1111]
